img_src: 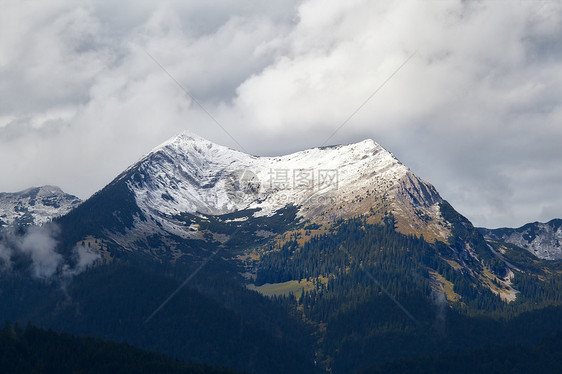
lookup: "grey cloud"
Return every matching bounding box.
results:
[0,115,70,141]
[0,5,109,115]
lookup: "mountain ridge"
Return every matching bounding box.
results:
[51,132,516,291]
[479,219,562,260]
[0,185,81,228]
[114,132,449,244]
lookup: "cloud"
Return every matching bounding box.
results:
[0,0,300,197]
[0,223,99,280]
[61,244,101,278]
[0,0,561,228]
[19,225,62,278]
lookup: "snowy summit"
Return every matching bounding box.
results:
[116,131,447,241]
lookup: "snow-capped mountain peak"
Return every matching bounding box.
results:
[116,132,447,242]
[148,131,243,157]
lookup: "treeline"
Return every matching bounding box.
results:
[0,322,241,374]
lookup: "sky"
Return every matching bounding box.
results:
[1,0,561,229]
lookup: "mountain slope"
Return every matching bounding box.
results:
[479,219,562,260]
[0,186,81,228]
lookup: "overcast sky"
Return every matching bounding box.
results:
[1,0,561,229]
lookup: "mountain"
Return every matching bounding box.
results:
[63,133,517,291]
[479,219,562,260]
[0,185,81,229]
[57,131,449,259]
[126,132,445,236]
[2,132,562,374]
[54,132,514,302]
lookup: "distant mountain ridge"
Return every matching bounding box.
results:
[0,185,81,228]
[479,219,562,260]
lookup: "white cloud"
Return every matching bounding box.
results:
[0,224,100,280]
[61,244,101,278]
[19,225,62,279]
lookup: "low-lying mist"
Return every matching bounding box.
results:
[0,223,99,280]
